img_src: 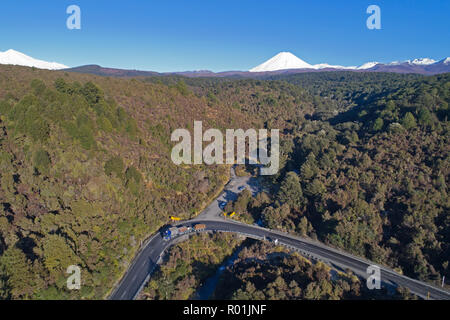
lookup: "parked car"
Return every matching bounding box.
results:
[219,201,227,209]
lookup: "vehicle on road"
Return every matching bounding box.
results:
[163,226,192,241]
[238,186,246,191]
[265,236,278,245]
[193,223,206,231]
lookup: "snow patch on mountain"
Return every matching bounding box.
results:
[408,58,436,65]
[357,62,379,70]
[386,58,437,66]
[0,49,68,70]
[313,63,357,70]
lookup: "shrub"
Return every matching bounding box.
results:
[401,112,417,129]
[277,172,305,210]
[31,79,46,95]
[29,118,50,142]
[372,117,384,131]
[0,100,11,115]
[104,156,124,179]
[417,108,433,126]
[125,166,142,184]
[54,78,68,93]
[33,149,51,175]
[81,82,102,106]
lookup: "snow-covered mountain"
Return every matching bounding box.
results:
[249,52,449,74]
[249,52,313,72]
[250,52,359,71]
[0,49,68,70]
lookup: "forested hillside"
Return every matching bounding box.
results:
[142,235,416,300]
[140,233,243,300]
[213,241,417,300]
[0,65,250,299]
[0,65,448,299]
[220,72,449,285]
[143,71,448,298]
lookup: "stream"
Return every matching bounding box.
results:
[191,245,245,300]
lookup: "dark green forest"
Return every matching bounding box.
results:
[216,72,449,285]
[0,66,234,299]
[142,234,417,300]
[0,65,448,299]
[141,232,243,300]
[213,241,417,300]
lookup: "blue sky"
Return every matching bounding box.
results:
[0,0,449,72]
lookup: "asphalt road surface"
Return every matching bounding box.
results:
[109,168,450,300]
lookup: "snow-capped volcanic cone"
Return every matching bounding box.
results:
[0,49,68,70]
[250,52,359,72]
[250,52,313,72]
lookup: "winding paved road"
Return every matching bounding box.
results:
[109,168,450,300]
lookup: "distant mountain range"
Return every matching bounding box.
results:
[249,52,450,75]
[1,49,449,76]
[65,64,160,77]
